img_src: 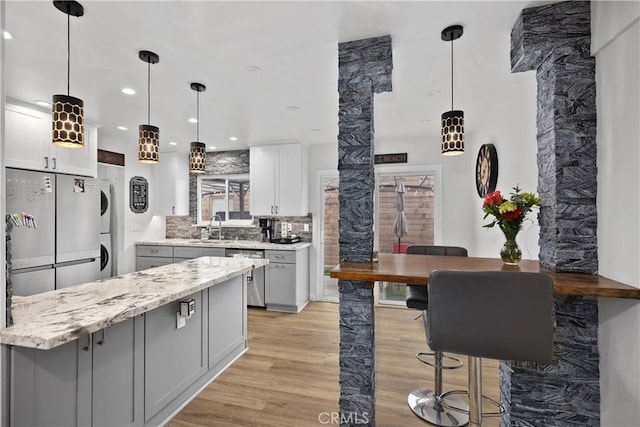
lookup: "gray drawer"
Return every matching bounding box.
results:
[137,245,173,257]
[200,248,225,257]
[173,246,201,259]
[266,251,295,264]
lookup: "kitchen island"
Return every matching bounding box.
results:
[1,256,267,426]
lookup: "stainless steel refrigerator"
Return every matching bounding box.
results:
[7,168,100,296]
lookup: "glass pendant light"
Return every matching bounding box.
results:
[138,50,160,164]
[189,82,207,174]
[52,0,85,148]
[441,25,464,156]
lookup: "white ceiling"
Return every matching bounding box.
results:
[3,0,553,154]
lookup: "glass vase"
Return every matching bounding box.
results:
[500,237,522,265]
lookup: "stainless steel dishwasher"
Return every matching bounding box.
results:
[225,248,265,307]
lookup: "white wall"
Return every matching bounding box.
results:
[98,135,165,274]
[592,2,640,425]
[307,25,539,297]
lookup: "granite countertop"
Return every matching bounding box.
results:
[137,238,311,251]
[0,257,268,350]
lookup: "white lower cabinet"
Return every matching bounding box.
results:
[209,275,246,369]
[144,291,207,423]
[264,248,309,313]
[136,245,174,271]
[11,317,142,427]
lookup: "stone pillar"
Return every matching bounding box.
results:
[337,35,392,426]
[511,0,597,274]
[506,2,600,425]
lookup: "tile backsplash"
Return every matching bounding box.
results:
[165,215,312,242]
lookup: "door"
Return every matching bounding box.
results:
[5,104,50,171]
[375,168,441,305]
[249,146,276,215]
[56,174,100,262]
[56,259,101,289]
[275,144,304,215]
[319,173,339,301]
[6,169,56,269]
[52,125,98,177]
[92,318,143,427]
[11,267,55,296]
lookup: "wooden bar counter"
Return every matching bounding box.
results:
[330,253,640,299]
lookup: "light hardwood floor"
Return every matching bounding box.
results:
[169,302,500,427]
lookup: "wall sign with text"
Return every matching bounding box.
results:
[374,153,408,165]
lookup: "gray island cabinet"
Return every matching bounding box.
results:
[2,257,264,427]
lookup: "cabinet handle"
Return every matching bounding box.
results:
[44,156,49,169]
[275,255,285,259]
[83,334,92,351]
[270,206,274,214]
[97,329,106,346]
[275,205,279,214]
[52,157,57,170]
[150,249,158,253]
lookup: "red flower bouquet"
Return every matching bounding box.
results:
[482,187,541,264]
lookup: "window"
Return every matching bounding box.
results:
[197,174,252,225]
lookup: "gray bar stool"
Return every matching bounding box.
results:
[427,271,554,427]
[405,245,469,427]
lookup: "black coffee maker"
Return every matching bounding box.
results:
[259,218,272,242]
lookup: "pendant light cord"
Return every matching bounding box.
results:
[196,90,200,141]
[67,13,70,96]
[147,61,151,125]
[450,38,454,111]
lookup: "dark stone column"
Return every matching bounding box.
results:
[500,296,600,427]
[337,35,392,426]
[507,2,600,425]
[511,0,597,274]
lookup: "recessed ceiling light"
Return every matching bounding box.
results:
[310,128,321,132]
[121,87,136,95]
[169,141,178,146]
[428,90,441,97]
[117,126,128,131]
[34,100,51,107]
[286,105,300,111]
[229,136,238,141]
[208,146,216,150]
[188,118,198,123]
[3,30,12,40]
[419,119,431,124]
[244,66,262,74]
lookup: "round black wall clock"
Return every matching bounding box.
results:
[475,143,498,198]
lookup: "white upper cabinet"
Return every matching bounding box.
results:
[155,151,190,216]
[250,143,308,217]
[5,103,97,177]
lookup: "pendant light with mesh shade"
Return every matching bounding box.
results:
[441,25,464,156]
[189,83,207,174]
[52,1,85,148]
[138,50,160,164]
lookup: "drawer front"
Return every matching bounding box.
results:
[266,251,295,264]
[173,246,201,259]
[136,245,173,258]
[200,247,226,257]
[136,257,173,271]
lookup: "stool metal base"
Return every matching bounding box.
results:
[408,387,470,427]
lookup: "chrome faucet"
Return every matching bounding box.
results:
[208,215,223,241]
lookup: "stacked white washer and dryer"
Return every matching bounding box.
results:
[100,180,114,279]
